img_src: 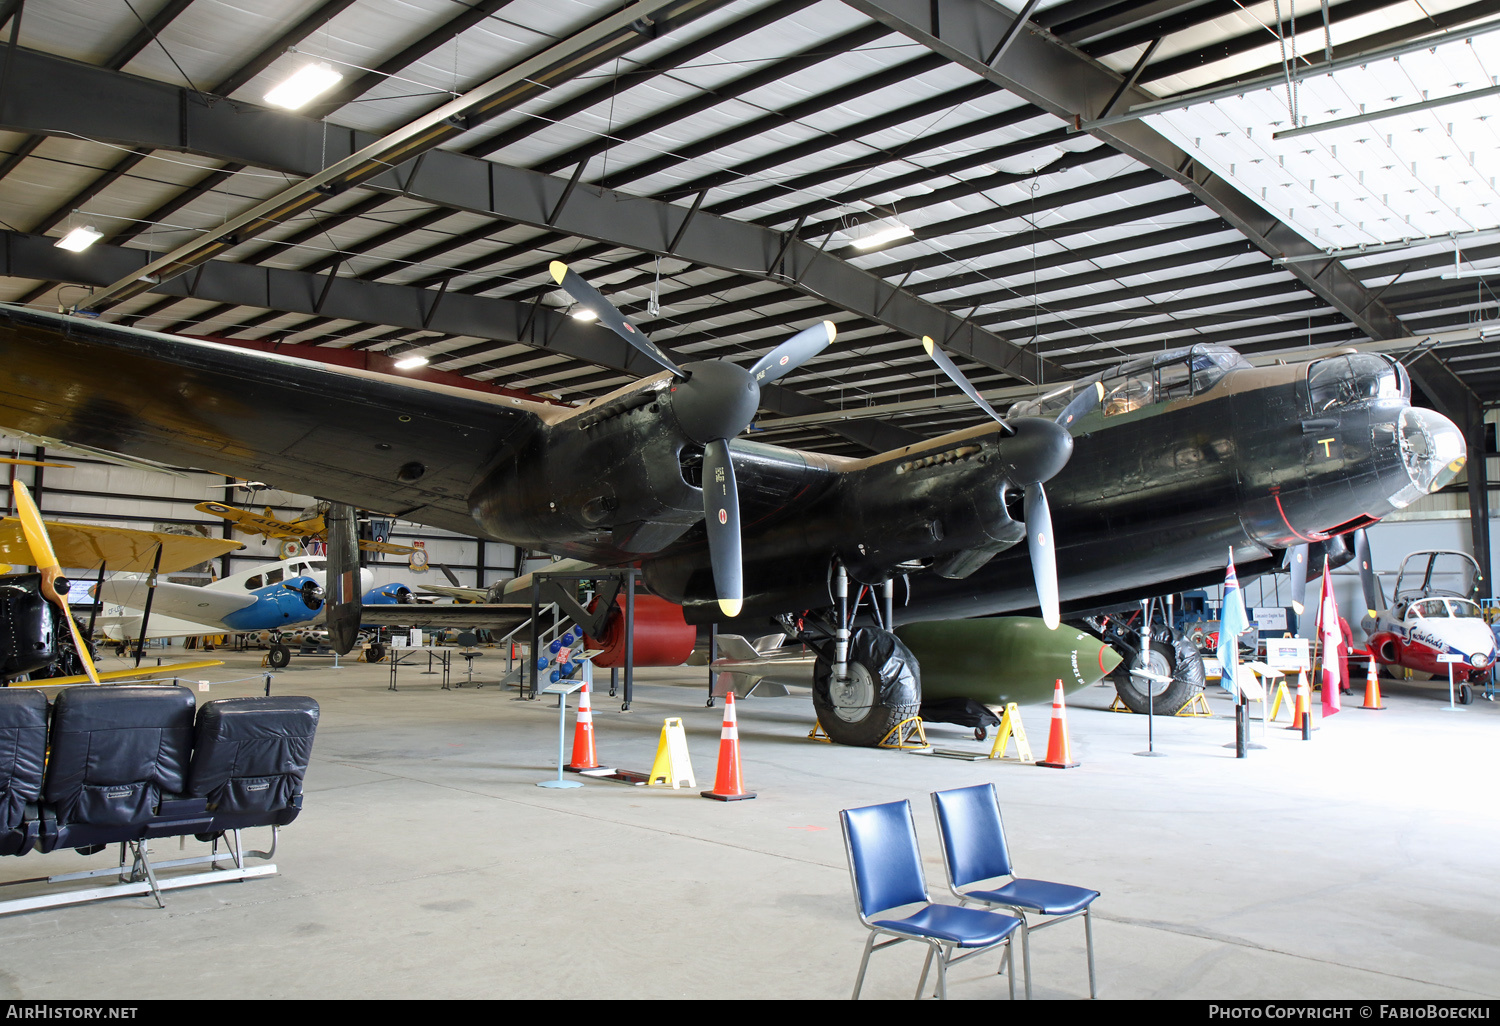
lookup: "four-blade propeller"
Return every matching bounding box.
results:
[11,480,100,683]
[551,261,835,617]
[920,337,1101,630]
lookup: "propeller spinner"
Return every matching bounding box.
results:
[550,262,836,617]
[921,338,1100,629]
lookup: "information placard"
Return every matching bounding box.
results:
[1253,606,1289,632]
[1265,637,1309,671]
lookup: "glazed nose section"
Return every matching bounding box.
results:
[1396,407,1466,503]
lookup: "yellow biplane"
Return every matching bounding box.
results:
[1,476,241,686]
[195,501,415,556]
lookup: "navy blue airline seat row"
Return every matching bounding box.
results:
[0,685,318,866]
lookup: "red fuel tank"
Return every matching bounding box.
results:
[584,594,696,667]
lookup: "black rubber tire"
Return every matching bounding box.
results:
[1111,632,1206,715]
[267,644,291,669]
[366,643,386,663]
[974,727,987,742]
[1460,682,1475,705]
[813,627,922,747]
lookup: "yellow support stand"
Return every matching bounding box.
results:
[1109,694,1130,713]
[647,718,696,788]
[988,703,1035,762]
[1175,692,1213,717]
[878,717,929,750]
[1268,678,1292,722]
[807,721,831,743]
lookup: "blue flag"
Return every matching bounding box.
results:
[1218,546,1249,694]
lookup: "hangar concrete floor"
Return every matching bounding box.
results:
[0,647,1495,1001]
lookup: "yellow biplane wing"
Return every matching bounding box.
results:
[196,501,324,539]
[0,518,242,573]
[7,659,225,688]
[360,538,417,556]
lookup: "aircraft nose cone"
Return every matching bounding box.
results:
[1396,407,1467,503]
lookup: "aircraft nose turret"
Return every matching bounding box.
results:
[1390,407,1467,508]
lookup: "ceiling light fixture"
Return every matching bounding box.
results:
[854,223,914,250]
[393,355,429,369]
[54,226,102,253]
[571,307,599,321]
[264,62,343,111]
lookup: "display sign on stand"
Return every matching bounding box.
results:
[1265,637,1310,673]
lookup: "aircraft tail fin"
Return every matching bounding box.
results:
[324,502,361,655]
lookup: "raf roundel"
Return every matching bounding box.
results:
[718,509,728,525]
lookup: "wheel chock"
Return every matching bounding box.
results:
[878,716,929,750]
[807,721,832,743]
[1175,692,1214,717]
[1108,695,1131,713]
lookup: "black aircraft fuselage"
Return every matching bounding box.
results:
[0,307,1463,635]
[468,344,1463,625]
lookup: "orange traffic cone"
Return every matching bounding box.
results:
[701,691,756,801]
[1287,670,1312,733]
[565,681,599,771]
[1360,658,1386,710]
[1037,680,1079,769]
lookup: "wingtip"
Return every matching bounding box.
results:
[823,320,837,343]
[719,598,743,618]
[921,335,934,356]
[548,260,568,284]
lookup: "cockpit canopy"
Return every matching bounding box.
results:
[1009,344,1250,420]
[1307,353,1407,412]
[1401,596,1484,621]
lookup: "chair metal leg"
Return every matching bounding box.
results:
[852,933,878,999]
[1084,908,1096,998]
[1005,941,1015,1000]
[916,944,935,999]
[131,842,164,909]
[1020,916,1033,999]
[935,943,950,1000]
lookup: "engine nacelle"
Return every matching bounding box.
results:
[471,388,703,554]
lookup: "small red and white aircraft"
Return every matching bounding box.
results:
[1356,543,1496,701]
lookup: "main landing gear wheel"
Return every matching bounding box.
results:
[267,644,291,669]
[1111,630,1205,716]
[812,627,921,747]
[1459,682,1475,705]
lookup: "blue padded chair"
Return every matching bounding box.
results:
[931,783,1099,998]
[840,799,1023,1000]
[0,689,48,856]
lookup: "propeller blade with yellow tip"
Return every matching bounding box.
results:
[10,481,100,684]
[0,457,74,468]
[548,260,683,377]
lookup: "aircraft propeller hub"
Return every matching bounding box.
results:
[999,417,1074,486]
[670,360,760,445]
